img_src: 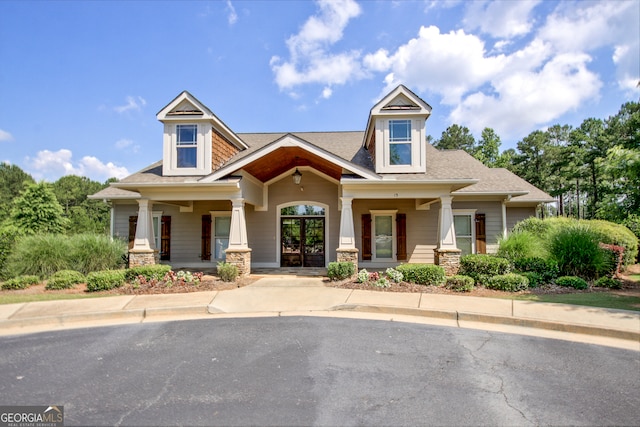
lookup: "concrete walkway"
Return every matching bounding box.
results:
[1,277,639,350]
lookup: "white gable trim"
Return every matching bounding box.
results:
[157,91,248,150]
[200,133,380,183]
[370,85,432,116]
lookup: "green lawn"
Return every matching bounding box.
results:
[0,293,108,305]
[511,292,640,312]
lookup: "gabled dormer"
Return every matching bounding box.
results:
[157,91,248,176]
[363,85,432,174]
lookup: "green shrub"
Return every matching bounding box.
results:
[594,277,622,289]
[555,276,588,290]
[513,257,559,283]
[86,270,126,292]
[125,264,172,281]
[519,271,544,288]
[549,224,610,279]
[446,275,474,292]
[5,233,127,278]
[217,262,239,282]
[45,270,85,290]
[497,230,547,261]
[396,264,445,286]
[486,273,529,292]
[1,275,40,290]
[327,262,355,281]
[459,254,511,284]
[512,217,553,236]
[0,226,23,281]
[68,233,127,274]
[588,220,638,267]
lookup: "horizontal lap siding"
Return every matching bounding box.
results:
[507,207,536,231]
[113,203,139,241]
[353,199,438,264]
[246,173,339,264]
[452,201,502,254]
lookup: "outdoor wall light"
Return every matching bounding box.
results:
[292,168,302,185]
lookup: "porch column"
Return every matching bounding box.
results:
[130,198,156,267]
[225,198,251,276]
[337,197,358,272]
[501,199,508,238]
[434,195,461,275]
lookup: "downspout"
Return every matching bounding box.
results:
[502,196,511,238]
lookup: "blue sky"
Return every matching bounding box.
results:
[0,0,638,182]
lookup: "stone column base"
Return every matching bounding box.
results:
[434,248,462,276]
[129,250,156,268]
[225,248,252,277]
[337,248,359,274]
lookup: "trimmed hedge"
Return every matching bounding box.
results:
[594,276,622,289]
[486,273,529,292]
[519,271,543,288]
[45,270,85,290]
[513,257,559,283]
[86,270,126,292]
[555,276,588,290]
[125,264,172,281]
[446,275,474,292]
[459,254,511,285]
[327,262,355,281]
[396,264,446,286]
[1,275,40,290]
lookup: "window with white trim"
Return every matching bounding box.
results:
[211,212,231,260]
[453,210,476,256]
[152,211,163,250]
[176,124,197,168]
[389,119,412,165]
[371,210,397,261]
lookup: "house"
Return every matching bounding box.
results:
[90,85,553,276]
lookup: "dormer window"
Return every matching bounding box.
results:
[176,124,198,168]
[389,119,412,165]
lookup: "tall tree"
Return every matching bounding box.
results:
[434,124,476,153]
[545,124,573,216]
[473,127,501,167]
[512,130,551,192]
[0,163,34,223]
[5,182,68,234]
[52,175,110,233]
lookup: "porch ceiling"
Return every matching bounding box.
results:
[240,147,343,182]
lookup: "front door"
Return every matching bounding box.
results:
[281,217,325,267]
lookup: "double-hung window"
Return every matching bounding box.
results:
[176,124,197,168]
[388,119,412,165]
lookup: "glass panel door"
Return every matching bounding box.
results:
[281,218,302,267]
[303,218,324,267]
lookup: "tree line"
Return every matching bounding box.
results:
[431,101,639,234]
[0,164,112,235]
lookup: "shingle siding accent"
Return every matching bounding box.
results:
[212,127,240,171]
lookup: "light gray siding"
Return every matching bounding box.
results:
[507,207,536,230]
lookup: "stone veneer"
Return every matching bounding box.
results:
[337,248,359,274]
[434,248,462,276]
[129,250,156,268]
[225,248,252,277]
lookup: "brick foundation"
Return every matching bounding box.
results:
[225,248,252,277]
[129,250,156,268]
[434,248,462,276]
[337,248,359,274]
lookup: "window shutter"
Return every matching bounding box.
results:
[396,213,407,261]
[128,216,137,249]
[362,213,372,261]
[160,216,171,261]
[201,215,212,261]
[475,213,486,254]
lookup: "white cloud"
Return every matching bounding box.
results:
[114,96,147,114]
[271,0,363,94]
[26,149,129,181]
[0,129,13,142]
[463,0,540,38]
[226,0,238,25]
[321,87,332,99]
[114,138,140,153]
[450,53,601,139]
[364,26,506,104]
